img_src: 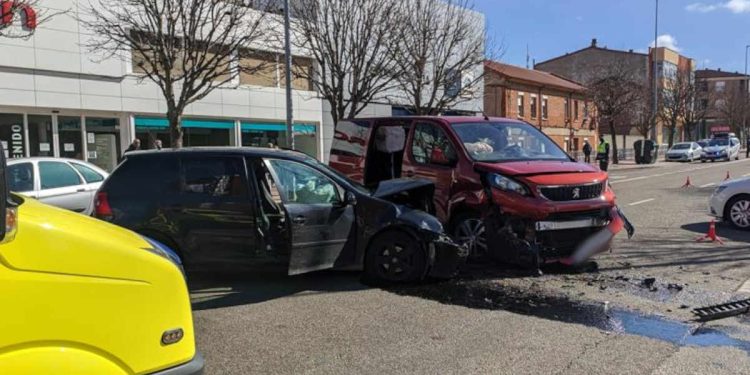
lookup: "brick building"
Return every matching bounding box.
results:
[484,61,597,158]
[695,69,750,139]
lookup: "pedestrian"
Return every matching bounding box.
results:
[124,138,141,155]
[582,140,592,163]
[745,137,749,158]
[595,137,610,172]
[154,139,163,150]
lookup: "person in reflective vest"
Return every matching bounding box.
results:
[595,137,610,171]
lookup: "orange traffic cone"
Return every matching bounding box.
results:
[682,176,692,188]
[695,220,724,244]
[725,171,731,181]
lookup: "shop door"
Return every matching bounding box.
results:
[27,115,54,157]
[86,117,121,172]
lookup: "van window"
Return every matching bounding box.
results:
[8,163,34,192]
[181,157,248,198]
[39,161,82,189]
[105,156,178,196]
[411,123,457,165]
[330,120,370,157]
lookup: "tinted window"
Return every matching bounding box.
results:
[268,159,340,204]
[39,161,82,189]
[181,157,248,198]
[411,122,457,165]
[105,156,178,196]
[71,162,104,183]
[8,163,34,192]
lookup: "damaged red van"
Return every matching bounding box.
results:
[329,116,633,269]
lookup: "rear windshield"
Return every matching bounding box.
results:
[451,121,570,162]
[330,120,371,158]
[105,156,178,197]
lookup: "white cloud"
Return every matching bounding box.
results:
[725,0,750,13]
[649,34,681,52]
[686,3,718,12]
[685,0,750,13]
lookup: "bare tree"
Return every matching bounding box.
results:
[586,62,643,164]
[388,0,485,115]
[714,86,749,136]
[291,0,402,126]
[683,77,712,141]
[81,0,273,147]
[657,70,697,148]
[630,83,655,140]
[0,0,63,38]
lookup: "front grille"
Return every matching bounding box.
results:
[539,183,604,201]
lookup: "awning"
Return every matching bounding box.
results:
[134,117,234,130]
[241,122,316,134]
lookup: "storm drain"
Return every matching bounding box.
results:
[692,298,750,322]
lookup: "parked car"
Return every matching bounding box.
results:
[696,139,710,149]
[7,157,108,213]
[710,177,750,229]
[666,142,702,162]
[329,117,634,268]
[0,144,203,374]
[94,148,466,283]
[701,137,740,162]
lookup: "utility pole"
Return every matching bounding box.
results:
[744,45,749,145]
[651,0,659,144]
[284,0,294,149]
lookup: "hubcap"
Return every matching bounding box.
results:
[455,218,487,258]
[730,200,750,228]
[376,243,415,281]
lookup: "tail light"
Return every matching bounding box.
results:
[94,191,113,220]
[1,206,18,244]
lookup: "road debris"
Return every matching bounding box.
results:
[692,298,750,322]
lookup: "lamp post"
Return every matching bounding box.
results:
[284,0,294,149]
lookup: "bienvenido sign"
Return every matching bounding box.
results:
[10,124,24,158]
[0,1,37,30]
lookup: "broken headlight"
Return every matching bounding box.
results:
[487,173,529,196]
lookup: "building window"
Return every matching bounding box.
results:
[715,81,726,92]
[542,97,548,119]
[700,99,708,110]
[574,100,579,120]
[583,101,589,119]
[656,61,678,81]
[517,93,525,118]
[564,98,570,120]
[530,95,537,118]
[698,81,708,92]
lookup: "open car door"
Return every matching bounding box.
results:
[264,158,356,275]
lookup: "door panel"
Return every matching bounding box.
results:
[36,161,88,212]
[402,121,458,222]
[265,158,356,275]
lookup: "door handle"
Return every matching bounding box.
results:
[77,188,86,192]
[292,216,306,225]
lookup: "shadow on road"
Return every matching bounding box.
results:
[187,266,368,311]
[682,222,750,243]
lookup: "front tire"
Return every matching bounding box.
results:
[725,195,750,230]
[364,230,427,283]
[451,212,487,261]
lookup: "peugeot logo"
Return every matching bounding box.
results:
[572,187,581,199]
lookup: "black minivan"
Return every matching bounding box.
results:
[94,148,465,282]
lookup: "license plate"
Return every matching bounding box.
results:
[535,218,606,231]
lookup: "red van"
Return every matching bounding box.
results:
[329,116,633,268]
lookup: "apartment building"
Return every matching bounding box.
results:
[695,69,750,139]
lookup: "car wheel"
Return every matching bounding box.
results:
[725,195,750,230]
[364,230,427,283]
[451,212,487,260]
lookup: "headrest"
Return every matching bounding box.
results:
[374,126,405,153]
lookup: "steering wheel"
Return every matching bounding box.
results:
[500,144,525,158]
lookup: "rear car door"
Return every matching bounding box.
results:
[173,156,258,265]
[265,158,356,275]
[68,162,106,213]
[7,162,36,197]
[36,161,89,212]
[402,121,458,222]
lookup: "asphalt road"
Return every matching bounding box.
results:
[190,158,750,375]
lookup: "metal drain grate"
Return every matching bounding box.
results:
[692,299,750,322]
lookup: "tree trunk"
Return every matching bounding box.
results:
[667,124,675,148]
[608,119,619,164]
[168,112,183,149]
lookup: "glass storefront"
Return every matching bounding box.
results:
[86,117,121,172]
[134,117,233,149]
[58,116,83,160]
[27,115,54,158]
[241,122,318,158]
[0,113,25,159]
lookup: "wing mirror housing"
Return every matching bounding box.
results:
[342,191,357,206]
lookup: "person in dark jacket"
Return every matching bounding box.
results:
[595,137,610,171]
[124,139,141,154]
[582,140,592,163]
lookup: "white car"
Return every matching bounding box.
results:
[710,177,750,229]
[7,157,109,214]
[701,137,741,162]
[666,142,702,162]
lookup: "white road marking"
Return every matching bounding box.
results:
[743,173,750,177]
[609,175,627,180]
[700,183,716,188]
[737,279,750,294]
[628,198,655,206]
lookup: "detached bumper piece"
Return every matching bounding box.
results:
[151,353,204,375]
[427,234,468,279]
[692,299,750,322]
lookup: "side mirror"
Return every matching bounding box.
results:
[0,142,16,244]
[342,191,357,206]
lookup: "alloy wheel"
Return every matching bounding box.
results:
[375,243,417,281]
[730,200,750,228]
[455,218,487,259]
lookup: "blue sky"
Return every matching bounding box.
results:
[475,0,750,73]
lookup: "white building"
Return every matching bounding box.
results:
[0,0,483,170]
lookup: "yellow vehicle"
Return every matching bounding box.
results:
[0,143,203,374]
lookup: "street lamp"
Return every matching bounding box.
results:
[745,44,749,76]
[284,0,294,150]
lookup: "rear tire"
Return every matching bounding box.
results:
[363,230,427,284]
[724,195,750,230]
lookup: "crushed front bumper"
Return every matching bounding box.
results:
[426,234,468,278]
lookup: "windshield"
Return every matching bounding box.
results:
[671,144,691,150]
[709,139,728,147]
[451,122,570,162]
